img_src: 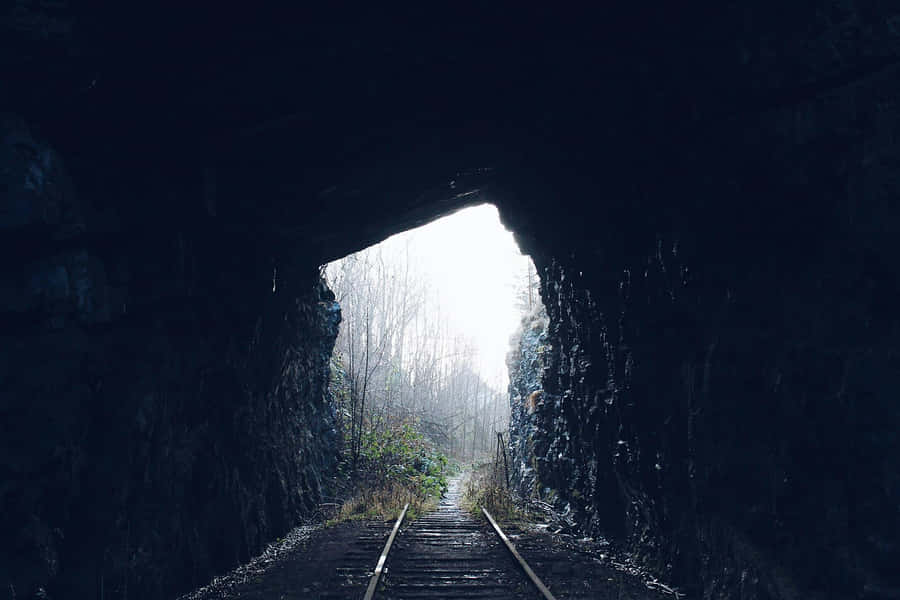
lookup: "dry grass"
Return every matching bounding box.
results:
[330,481,439,525]
[461,462,523,522]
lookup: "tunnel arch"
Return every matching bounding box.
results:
[4,4,900,599]
[5,94,900,599]
[5,101,900,599]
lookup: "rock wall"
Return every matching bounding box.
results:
[512,178,900,599]
[493,8,900,594]
[506,306,548,501]
[0,116,341,599]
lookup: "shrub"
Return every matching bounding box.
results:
[462,461,521,522]
[334,419,450,521]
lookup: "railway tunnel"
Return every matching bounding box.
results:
[3,4,900,599]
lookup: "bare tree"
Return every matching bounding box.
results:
[325,241,509,463]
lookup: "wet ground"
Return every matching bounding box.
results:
[180,477,680,600]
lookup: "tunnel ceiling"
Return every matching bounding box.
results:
[6,3,900,266]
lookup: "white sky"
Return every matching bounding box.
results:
[364,204,533,390]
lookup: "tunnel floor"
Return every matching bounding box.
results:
[178,477,677,600]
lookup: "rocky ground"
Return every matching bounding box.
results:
[503,521,685,600]
[178,519,394,600]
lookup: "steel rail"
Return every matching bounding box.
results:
[362,502,409,600]
[482,507,557,600]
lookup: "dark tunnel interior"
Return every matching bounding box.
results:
[2,4,900,599]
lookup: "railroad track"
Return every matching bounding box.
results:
[181,480,684,600]
[186,476,671,599]
[365,477,556,600]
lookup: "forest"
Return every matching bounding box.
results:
[324,228,540,514]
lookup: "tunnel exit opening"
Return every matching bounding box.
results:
[321,204,545,470]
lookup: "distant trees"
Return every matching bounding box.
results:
[325,240,508,463]
[514,260,540,314]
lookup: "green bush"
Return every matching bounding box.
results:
[358,420,448,500]
[332,419,450,522]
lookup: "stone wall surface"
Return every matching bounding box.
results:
[0,117,341,598]
[504,76,900,599]
[506,306,549,501]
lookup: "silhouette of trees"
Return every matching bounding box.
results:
[325,240,508,462]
